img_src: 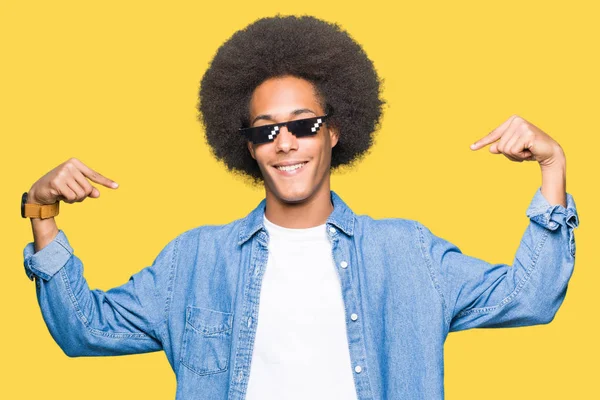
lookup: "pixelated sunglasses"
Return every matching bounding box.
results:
[239,113,332,145]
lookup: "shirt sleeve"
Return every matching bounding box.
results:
[416,187,579,333]
[23,230,179,357]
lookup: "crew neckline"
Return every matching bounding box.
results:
[263,215,328,241]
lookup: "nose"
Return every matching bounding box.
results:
[274,125,298,153]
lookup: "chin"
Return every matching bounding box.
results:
[261,163,322,204]
[273,187,312,204]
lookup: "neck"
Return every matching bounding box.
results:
[264,179,333,229]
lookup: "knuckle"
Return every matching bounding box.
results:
[58,168,72,179]
[49,178,61,189]
[525,129,535,138]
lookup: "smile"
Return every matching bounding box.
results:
[274,162,308,174]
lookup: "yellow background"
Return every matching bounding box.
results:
[1,0,598,398]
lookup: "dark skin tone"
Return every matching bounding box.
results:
[246,75,340,228]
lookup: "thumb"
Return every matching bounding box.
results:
[90,187,101,198]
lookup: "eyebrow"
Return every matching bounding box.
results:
[251,108,317,126]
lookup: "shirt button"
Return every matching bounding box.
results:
[355,365,362,374]
[329,227,336,233]
[340,261,348,269]
[350,313,358,321]
[247,317,252,328]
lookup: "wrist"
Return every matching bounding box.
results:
[26,188,43,205]
[22,190,60,219]
[539,145,566,171]
[30,218,59,253]
[540,159,567,208]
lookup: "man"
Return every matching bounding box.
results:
[22,15,578,399]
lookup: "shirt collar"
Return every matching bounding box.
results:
[237,190,355,245]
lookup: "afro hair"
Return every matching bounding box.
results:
[198,14,385,183]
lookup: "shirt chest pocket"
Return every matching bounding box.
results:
[180,306,234,376]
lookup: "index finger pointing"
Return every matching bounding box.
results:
[72,159,119,188]
[470,114,519,150]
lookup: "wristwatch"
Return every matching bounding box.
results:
[21,192,60,219]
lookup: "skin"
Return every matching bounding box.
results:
[246,75,340,228]
[470,114,567,207]
[26,81,568,251]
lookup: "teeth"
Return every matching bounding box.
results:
[276,162,306,172]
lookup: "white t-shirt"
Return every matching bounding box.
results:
[245,216,358,399]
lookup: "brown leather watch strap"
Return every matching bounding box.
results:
[24,202,60,219]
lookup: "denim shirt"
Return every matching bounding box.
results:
[23,189,579,399]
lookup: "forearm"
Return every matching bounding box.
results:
[37,255,162,356]
[24,230,165,356]
[540,148,567,208]
[30,217,59,253]
[434,185,579,332]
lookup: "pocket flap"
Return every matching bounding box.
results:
[186,306,233,335]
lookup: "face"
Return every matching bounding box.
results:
[246,75,339,204]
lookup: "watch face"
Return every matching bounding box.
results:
[21,192,28,218]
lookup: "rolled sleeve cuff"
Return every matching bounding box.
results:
[23,230,74,281]
[526,187,579,257]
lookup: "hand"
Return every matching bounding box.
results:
[469,115,565,168]
[28,158,119,205]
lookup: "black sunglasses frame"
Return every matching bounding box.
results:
[239,113,331,145]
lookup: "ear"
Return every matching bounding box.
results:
[329,126,339,148]
[247,141,256,160]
